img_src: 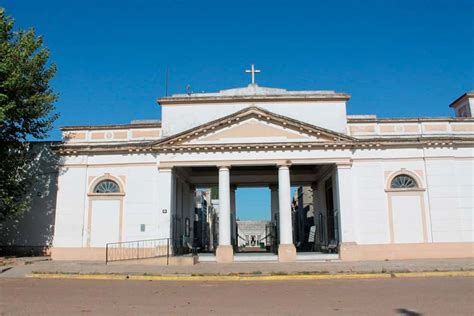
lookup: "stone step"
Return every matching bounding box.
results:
[234,253,278,262]
[296,252,340,261]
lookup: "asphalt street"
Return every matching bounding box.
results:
[1,276,473,315]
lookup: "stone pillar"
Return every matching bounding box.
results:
[277,164,296,262]
[335,164,356,244]
[157,167,175,255]
[216,166,233,262]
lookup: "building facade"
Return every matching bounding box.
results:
[22,82,473,263]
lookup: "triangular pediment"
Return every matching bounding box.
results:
[151,107,354,152]
[187,118,323,144]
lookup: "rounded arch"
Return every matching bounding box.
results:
[386,169,424,191]
[89,173,125,194]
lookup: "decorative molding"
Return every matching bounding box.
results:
[150,106,355,151]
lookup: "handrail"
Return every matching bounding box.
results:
[106,238,172,264]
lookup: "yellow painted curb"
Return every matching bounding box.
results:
[29,271,474,282]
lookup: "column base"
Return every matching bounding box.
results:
[216,245,234,263]
[278,244,296,262]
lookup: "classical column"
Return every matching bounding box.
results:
[277,164,296,262]
[216,166,233,262]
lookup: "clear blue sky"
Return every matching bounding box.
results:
[3,0,473,220]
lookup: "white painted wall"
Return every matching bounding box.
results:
[425,155,474,242]
[53,166,87,247]
[161,101,348,136]
[51,144,473,250]
[53,153,174,248]
[348,147,473,245]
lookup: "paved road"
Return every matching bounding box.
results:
[1,277,473,315]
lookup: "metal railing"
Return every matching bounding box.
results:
[317,213,340,252]
[106,238,171,264]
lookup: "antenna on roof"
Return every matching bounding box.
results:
[186,84,192,95]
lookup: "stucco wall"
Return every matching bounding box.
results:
[53,154,173,249]
[161,101,348,136]
[49,143,473,260]
[349,147,473,246]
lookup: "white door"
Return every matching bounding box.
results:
[391,195,424,243]
[90,200,121,247]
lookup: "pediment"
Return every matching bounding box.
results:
[186,118,325,144]
[151,106,354,152]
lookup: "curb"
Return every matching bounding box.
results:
[28,271,474,282]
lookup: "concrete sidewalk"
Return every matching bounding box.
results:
[1,257,473,278]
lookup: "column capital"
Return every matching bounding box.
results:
[158,166,173,172]
[276,159,292,168]
[216,164,231,170]
[336,161,353,169]
[158,162,175,170]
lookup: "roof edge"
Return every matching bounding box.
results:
[157,93,351,105]
[61,122,162,131]
[449,92,474,108]
[347,116,474,123]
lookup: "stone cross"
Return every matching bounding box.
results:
[245,64,261,85]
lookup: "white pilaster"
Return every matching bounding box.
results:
[278,166,292,244]
[157,167,175,240]
[216,166,233,262]
[335,164,356,243]
[218,167,231,245]
[278,165,296,262]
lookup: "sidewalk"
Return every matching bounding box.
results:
[1,257,473,278]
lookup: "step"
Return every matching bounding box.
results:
[234,253,278,262]
[296,252,340,262]
[198,253,216,262]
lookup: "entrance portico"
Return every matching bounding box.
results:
[158,160,351,263]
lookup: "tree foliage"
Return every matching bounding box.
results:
[0,8,58,221]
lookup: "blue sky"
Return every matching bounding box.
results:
[3,0,472,220]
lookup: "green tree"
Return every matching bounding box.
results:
[0,8,58,221]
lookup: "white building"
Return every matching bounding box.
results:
[237,220,271,248]
[27,72,474,263]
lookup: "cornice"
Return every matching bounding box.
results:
[157,93,350,105]
[53,136,474,156]
[347,117,474,124]
[61,122,162,131]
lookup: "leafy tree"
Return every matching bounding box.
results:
[0,8,58,221]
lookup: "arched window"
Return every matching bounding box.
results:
[390,174,418,189]
[93,180,120,193]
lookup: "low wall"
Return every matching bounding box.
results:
[51,247,106,261]
[340,242,474,261]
